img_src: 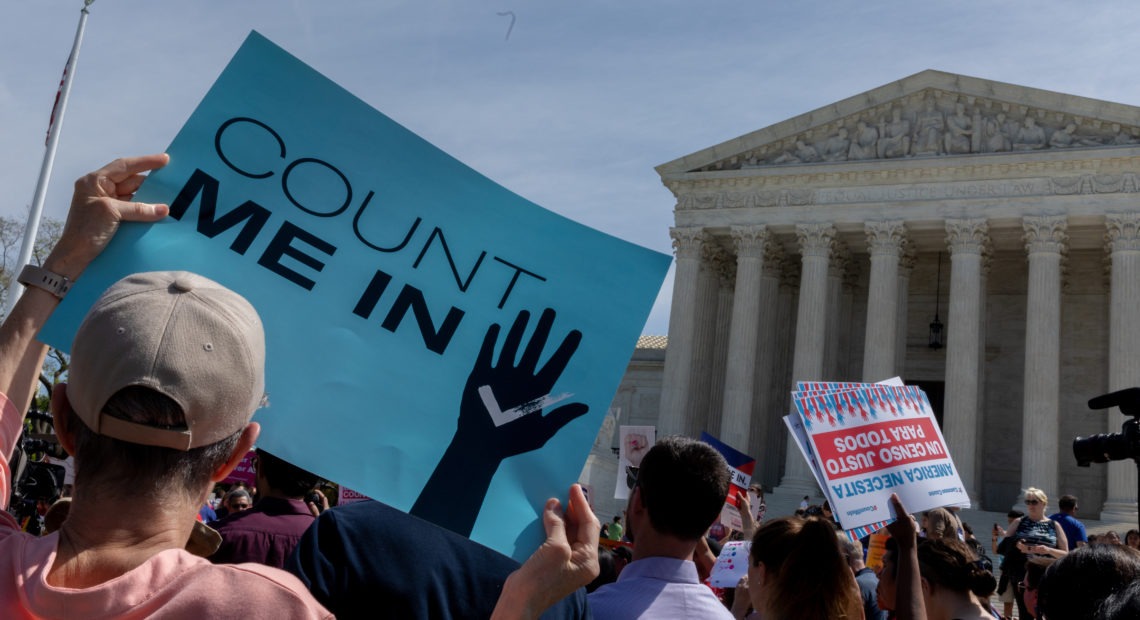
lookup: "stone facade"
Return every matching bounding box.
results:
[578,336,665,523]
[593,70,1140,520]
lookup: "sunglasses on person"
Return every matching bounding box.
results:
[1025,499,1041,505]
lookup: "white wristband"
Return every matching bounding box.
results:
[17,264,72,299]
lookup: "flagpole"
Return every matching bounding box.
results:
[3,0,95,317]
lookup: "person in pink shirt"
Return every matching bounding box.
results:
[0,154,598,619]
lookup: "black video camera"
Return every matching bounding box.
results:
[1073,387,1140,466]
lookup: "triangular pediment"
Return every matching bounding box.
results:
[657,69,1140,176]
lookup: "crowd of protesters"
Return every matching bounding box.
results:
[4,156,1140,618]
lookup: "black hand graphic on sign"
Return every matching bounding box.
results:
[459,308,588,458]
[411,308,588,537]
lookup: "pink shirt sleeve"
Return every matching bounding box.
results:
[0,391,21,513]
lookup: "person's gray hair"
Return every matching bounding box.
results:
[224,488,252,504]
[72,386,242,503]
[837,534,863,566]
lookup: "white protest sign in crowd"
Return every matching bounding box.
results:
[784,379,969,539]
[708,540,751,588]
[614,426,654,500]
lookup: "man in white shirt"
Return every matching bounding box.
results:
[589,436,733,619]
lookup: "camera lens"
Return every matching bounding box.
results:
[1073,433,1131,466]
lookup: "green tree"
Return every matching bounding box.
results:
[0,216,24,298]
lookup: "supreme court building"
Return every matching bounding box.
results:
[608,70,1140,520]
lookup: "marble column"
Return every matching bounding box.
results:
[943,218,989,503]
[863,220,907,382]
[720,226,769,450]
[895,245,916,375]
[685,246,725,437]
[976,246,991,484]
[840,261,860,381]
[776,223,835,496]
[1020,215,1067,498]
[706,260,736,437]
[825,243,849,379]
[1102,213,1140,520]
[658,227,706,436]
[748,242,784,475]
[766,259,799,490]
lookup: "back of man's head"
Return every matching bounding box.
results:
[635,436,729,541]
[1059,494,1078,512]
[256,448,319,499]
[66,272,266,501]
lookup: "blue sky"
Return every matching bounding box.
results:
[4,1,1140,335]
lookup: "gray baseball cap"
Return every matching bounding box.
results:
[68,271,266,450]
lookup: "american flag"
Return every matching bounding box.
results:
[46,54,72,146]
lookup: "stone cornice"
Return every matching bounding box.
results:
[1022,215,1069,255]
[1105,213,1140,252]
[667,152,1140,188]
[668,155,1140,210]
[946,218,990,255]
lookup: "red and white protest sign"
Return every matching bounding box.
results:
[791,383,967,535]
[701,432,756,532]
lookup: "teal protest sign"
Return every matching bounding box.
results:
[42,31,670,560]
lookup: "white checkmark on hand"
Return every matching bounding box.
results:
[479,385,574,427]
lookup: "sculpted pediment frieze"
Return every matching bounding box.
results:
[658,70,1140,175]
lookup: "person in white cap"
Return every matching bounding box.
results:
[0,155,598,618]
